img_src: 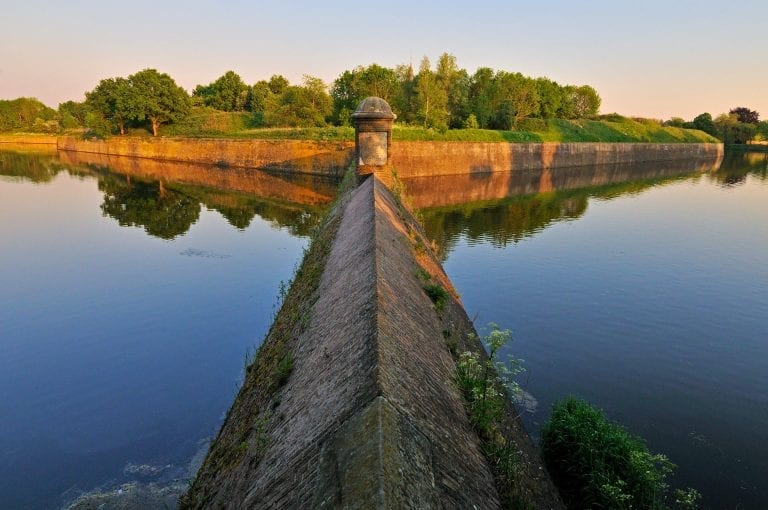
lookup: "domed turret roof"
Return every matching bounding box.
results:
[351,97,396,120]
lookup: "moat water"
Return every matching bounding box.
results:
[0,148,766,508]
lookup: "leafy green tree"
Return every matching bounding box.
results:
[756,121,768,141]
[692,113,716,136]
[664,117,685,127]
[57,101,90,129]
[492,71,540,129]
[267,75,289,95]
[193,71,249,111]
[570,85,601,118]
[246,81,274,125]
[266,75,331,127]
[127,69,191,136]
[0,97,56,131]
[436,53,470,128]
[729,106,759,124]
[330,64,399,124]
[329,70,359,125]
[535,78,564,119]
[415,57,448,129]
[392,63,418,124]
[714,113,757,144]
[469,67,496,128]
[85,77,135,135]
[463,113,479,129]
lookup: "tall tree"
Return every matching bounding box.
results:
[729,107,759,124]
[469,68,495,128]
[570,85,601,118]
[193,71,249,111]
[415,57,448,129]
[535,78,564,119]
[492,71,540,129]
[85,77,134,135]
[128,69,190,136]
[393,63,418,124]
[267,75,331,127]
[692,113,716,136]
[436,53,469,128]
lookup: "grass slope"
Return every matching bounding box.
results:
[159,109,718,143]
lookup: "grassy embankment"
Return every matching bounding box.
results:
[159,109,718,143]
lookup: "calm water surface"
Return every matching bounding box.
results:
[2,148,767,509]
[412,151,768,509]
[0,149,336,509]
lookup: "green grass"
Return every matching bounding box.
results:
[156,109,718,143]
[391,118,718,143]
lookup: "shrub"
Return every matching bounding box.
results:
[541,398,699,509]
[423,283,449,311]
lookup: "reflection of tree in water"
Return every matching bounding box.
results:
[710,150,768,187]
[421,193,588,260]
[99,175,201,240]
[420,175,700,260]
[0,150,65,183]
[197,191,322,237]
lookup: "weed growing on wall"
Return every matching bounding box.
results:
[456,325,524,437]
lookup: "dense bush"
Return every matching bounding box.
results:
[541,398,699,509]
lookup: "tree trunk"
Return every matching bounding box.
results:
[119,120,125,135]
[151,118,159,137]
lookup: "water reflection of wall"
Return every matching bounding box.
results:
[1,149,336,239]
[402,156,722,209]
[58,151,339,207]
[411,156,724,260]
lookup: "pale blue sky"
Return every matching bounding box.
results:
[1,0,766,120]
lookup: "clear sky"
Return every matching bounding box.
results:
[1,0,766,120]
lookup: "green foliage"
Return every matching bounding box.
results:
[193,71,249,111]
[85,69,190,136]
[541,398,698,510]
[463,113,480,129]
[665,117,686,128]
[128,69,191,136]
[330,64,399,124]
[415,57,449,129]
[272,353,294,391]
[0,97,57,132]
[57,100,90,129]
[456,325,524,436]
[692,112,716,136]
[423,282,449,311]
[714,113,757,144]
[98,175,200,239]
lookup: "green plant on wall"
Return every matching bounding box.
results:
[456,324,524,436]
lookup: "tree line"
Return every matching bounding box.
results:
[192,54,601,130]
[664,107,768,145]
[1,53,766,145]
